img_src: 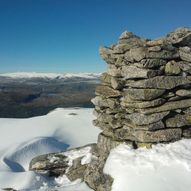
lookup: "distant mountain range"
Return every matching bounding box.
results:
[0,72,100,79]
[0,72,101,118]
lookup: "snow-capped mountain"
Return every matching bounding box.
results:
[0,72,101,79]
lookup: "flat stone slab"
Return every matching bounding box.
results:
[135,59,167,69]
[139,98,191,114]
[121,65,160,79]
[125,120,165,131]
[123,88,166,101]
[102,126,182,143]
[146,49,179,60]
[95,85,121,98]
[91,96,119,109]
[126,76,191,89]
[121,98,166,109]
[132,128,182,143]
[165,113,191,127]
[125,111,169,125]
[176,89,191,97]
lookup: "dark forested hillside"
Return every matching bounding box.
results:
[0,76,99,118]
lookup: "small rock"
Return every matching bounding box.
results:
[167,27,191,46]
[179,46,191,62]
[108,64,121,77]
[148,46,161,52]
[165,113,191,127]
[176,89,191,97]
[129,47,148,61]
[91,96,119,109]
[99,47,116,64]
[165,60,181,75]
[183,128,191,138]
[95,85,121,98]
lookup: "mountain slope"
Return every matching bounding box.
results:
[0,72,100,118]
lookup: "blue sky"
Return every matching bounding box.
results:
[0,0,191,73]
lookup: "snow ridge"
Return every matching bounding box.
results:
[0,72,101,79]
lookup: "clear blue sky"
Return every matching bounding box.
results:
[0,0,191,73]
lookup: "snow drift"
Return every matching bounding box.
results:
[104,140,191,191]
[0,108,100,190]
[0,107,191,191]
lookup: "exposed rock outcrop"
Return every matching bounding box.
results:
[29,144,98,181]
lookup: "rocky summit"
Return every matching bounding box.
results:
[29,28,191,191]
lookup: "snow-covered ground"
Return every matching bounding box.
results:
[0,72,100,79]
[0,107,191,191]
[104,140,191,191]
[0,108,100,190]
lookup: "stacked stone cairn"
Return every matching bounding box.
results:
[92,27,191,150]
[29,28,191,191]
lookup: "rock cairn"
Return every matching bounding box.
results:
[29,28,191,191]
[92,27,191,150]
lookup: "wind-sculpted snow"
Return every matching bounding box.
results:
[0,108,99,190]
[0,137,69,172]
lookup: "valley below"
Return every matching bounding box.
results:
[0,74,100,118]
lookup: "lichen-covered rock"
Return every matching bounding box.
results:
[121,65,160,79]
[132,128,182,143]
[183,128,191,138]
[166,27,191,46]
[125,111,169,125]
[84,158,113,191]
[94,28,191,153]
[147,49,179,60]
[127,120,165,131]
[165,60,181,74]
[91,96,119,109]
[179,46,191,62]
[139,99,191,114]
[137,58,167,69]
[97,133,128,157]
[121,97,166,109]
[126,76,191,89]
[91,27,191,190]
[165,113,191,127]
[95,85,121,98]
[29,144,97,180]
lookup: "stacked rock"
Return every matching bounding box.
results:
[92,27,191,149]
